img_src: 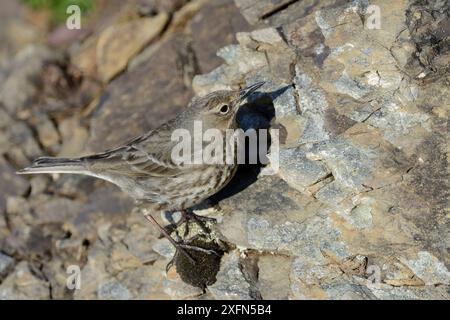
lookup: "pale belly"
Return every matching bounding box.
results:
[131,164,238,211]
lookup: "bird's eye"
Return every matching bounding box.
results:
[219,104,230,115]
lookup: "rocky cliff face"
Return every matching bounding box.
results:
[0,0,448,299]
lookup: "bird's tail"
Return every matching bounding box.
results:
[16,156,89,175]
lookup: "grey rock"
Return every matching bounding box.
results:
[307,137,375,190]
[0,108,42,161]
[291,256,333,286]
[257,255,291,299]
[234,0,341,26]
[163,277,203,300]
[57,116,89,157]
[152,238,176,259]
[32,197,84,225]
[0,156,30,214]
[188,0,250,73]
[218,174,348,258]
[0,45,63,114]
[401,252,450,286]
[314,180,348,205]
[32,113,60,153]
[365,102,429,146]
[293,67,331,143]
[248,215,348,259]
[367,283,450,300]
[272,85,298,119]
[0,0,41,66]
[88,34,194,151]
[322,279,377,300]
[97,281,132,300]
[0,261,50,300]
[298,113,330,144]
[235,0,296,24]
[192,44,267,96]
[347,199,374,230]
[0,252,14,278]
[117,261,170,299]
[29,176,50,196]
[278,147,330,192]
[208,252,253,300]
[249,27,285,44]
[294,68,328,113]
[334,72,371,100]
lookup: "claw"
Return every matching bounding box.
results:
[142,208,219,266]
[179,209,216,234]
[166,258,175,273]
[142,210,196,264]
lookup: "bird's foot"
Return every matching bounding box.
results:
[178,210,216,236]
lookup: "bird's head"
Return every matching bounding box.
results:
[192,81,265,132]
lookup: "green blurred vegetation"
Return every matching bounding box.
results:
[22,0,95,24]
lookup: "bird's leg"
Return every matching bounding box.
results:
[179,209,216,234]
[143,210,218,264]
[142,210,196,264]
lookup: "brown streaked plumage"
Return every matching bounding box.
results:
[17,82,265,263]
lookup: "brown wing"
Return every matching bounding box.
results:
[83,125,186,178]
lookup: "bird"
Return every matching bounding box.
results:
[17,81,265,263]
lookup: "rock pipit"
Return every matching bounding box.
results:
[18,82,265,263]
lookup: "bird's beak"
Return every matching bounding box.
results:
[237,81,265,103]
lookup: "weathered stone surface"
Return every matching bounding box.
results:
[192,44,268,95]
[0,261,50,300]
[145,0,189,14]
[198,0,449,300]
[0,156,30,214]
[97,13,169,82]
[57,117,89,157]
[208,252,253,300]
[88,34,195,151]
[71,209,169,300]
[0,252,14,279]
[97,281,132,300]
[31,113,60,153]
[401,251,450,286]
[257,254,291,299]
[0,108,42,164]
[163,275,203,299]
[152,238,175,259]
[0,45,57,113]
[235,0,300,25]
[188,0,251,73]
[235,0,345,26]
[0,0,45,66]
[277,147,330,192]
[217,175,334,255]
[0,43,99,125]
